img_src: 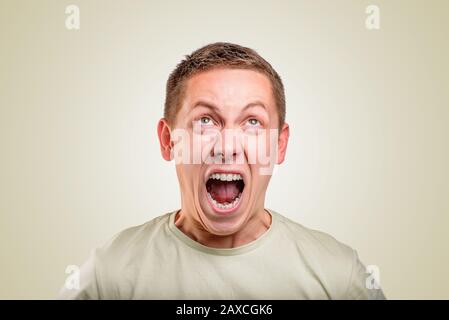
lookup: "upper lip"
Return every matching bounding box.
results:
[204,168,247,185]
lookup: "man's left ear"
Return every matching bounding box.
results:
[276,122,290,164]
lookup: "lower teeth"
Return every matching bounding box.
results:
[207,192,242,210]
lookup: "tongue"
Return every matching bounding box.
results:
[209,181,240,203]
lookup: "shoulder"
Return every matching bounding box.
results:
[101,212,171,249]
[271,209,355,259]
[269,209,357,298]
[58,212,174,299]
[96,211,173,262]
[270,209,386,299]
[95,212,175,298]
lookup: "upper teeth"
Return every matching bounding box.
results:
[209,173,243,181]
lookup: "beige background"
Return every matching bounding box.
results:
[1,0,448,299]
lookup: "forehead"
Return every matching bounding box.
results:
[183,68,275,108]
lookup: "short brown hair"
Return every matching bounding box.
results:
[164,42,286,128]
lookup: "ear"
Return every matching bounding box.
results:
[276,122,290,164]
[157,118,173,161]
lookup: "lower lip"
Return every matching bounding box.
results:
[206,191,243,215]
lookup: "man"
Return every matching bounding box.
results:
[59,42,386,299]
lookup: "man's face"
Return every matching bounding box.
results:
[158,68,289,236]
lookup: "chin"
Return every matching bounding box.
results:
[199,213,249,236]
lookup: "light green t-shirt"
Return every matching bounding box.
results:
[58,209,386,300]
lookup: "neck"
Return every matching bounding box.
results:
[174,207,272,249]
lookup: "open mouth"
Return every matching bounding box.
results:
[206,173,245,212]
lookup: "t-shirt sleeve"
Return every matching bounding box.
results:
[57,249,102,300]
[344,249,387,300]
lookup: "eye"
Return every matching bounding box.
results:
[199,116,213,125]
[247,118,260,126]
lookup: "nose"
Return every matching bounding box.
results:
[210,129,243,164]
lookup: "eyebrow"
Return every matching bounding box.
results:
[192,100,267,113]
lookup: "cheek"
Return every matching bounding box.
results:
[249,168,271,194]
[176,164,200,188]
[199,133,217,162]
[175,165,188,191]
[185,130,216,164]
[241,134,258,163]
[242,131,278,165]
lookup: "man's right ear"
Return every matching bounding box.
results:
[157,118,173,161]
